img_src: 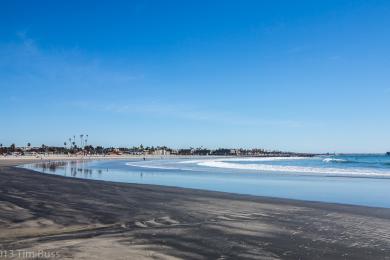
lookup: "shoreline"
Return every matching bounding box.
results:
[18,157,390,209]
[0,154,192,163]
[17,159,390,210]
[15,161,390,214]
[1,159,390,259]
[0,153,316,163]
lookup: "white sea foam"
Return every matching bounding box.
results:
[178,157,305,164]
[127,157,390,177]
[125,162,193,171]
[197,160,389,177]
[323,158,347,163]
[127,157,303,171]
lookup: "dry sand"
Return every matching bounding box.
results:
[0,159,390,259]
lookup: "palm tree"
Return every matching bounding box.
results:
[80,134,84,149]
[26,142,31,152]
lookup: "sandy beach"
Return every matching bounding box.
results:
[1,158,390,259]
[0,154,176,162]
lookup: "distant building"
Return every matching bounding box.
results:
[107,148,123,155]
[23,151,37,156]
[153,149,170,156]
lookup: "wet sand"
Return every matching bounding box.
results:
[1,159,390,259]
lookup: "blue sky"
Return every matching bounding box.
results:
[1,0,390,153]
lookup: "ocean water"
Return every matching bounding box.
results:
[21,154,390,208]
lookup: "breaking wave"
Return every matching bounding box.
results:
[125,162,194,171]
[197,160,390,177]
[127,157,390,177]
[323,158,348,163]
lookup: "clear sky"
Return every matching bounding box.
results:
[1,0,390,153]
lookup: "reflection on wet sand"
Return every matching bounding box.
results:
[29,161,149,182]
[32,161,97,178]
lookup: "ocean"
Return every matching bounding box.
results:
[21,154,390,208]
